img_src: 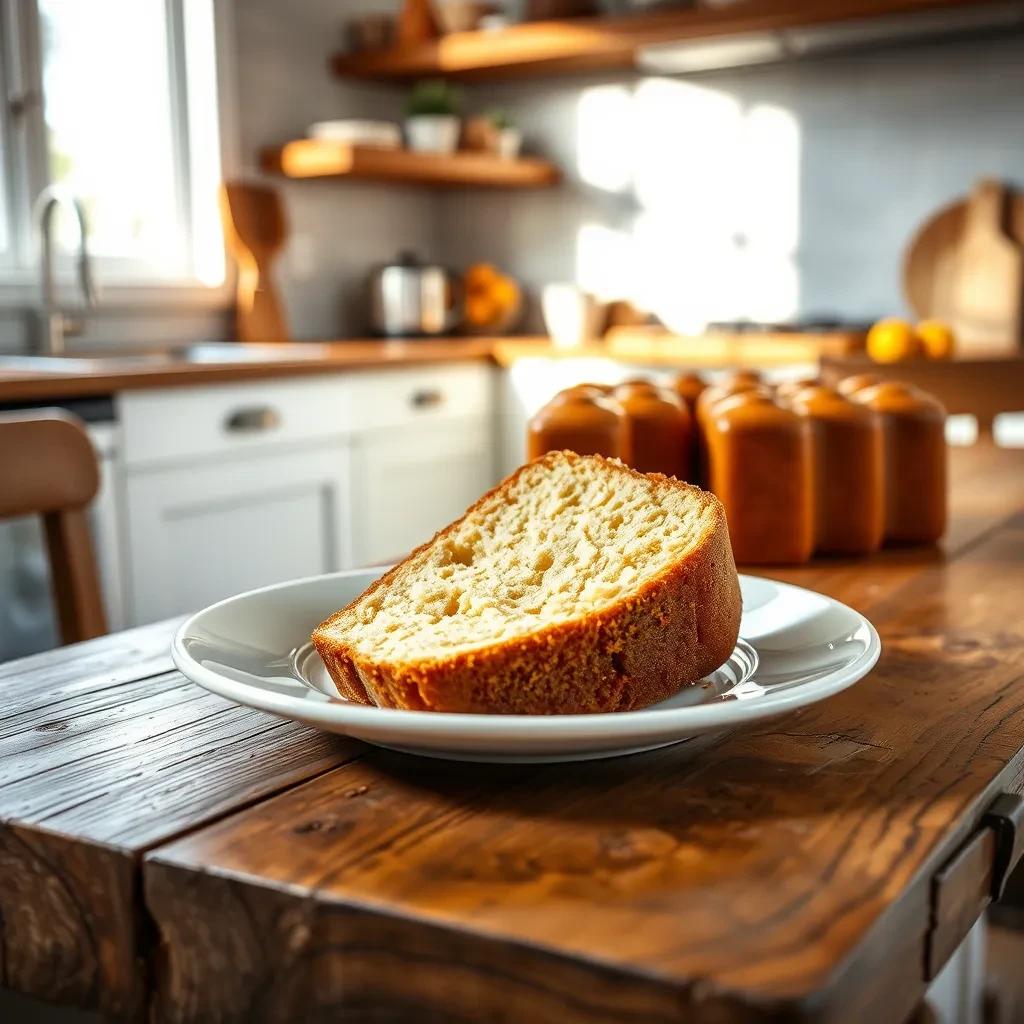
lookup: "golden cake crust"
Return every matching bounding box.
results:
[312,452,742,715]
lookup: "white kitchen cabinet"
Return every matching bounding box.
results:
[350,418,494,567]
[116,362,495,625]
[123,443,350,624]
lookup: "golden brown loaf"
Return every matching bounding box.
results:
[527,391,629,462]
[312,451,742,715]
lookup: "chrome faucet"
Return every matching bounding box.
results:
[33,185,97,355]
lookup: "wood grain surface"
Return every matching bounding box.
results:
[4,447,1024,1022]
[0,620,360,1020]
[261,141,561,188]
[144,449,1024,1024]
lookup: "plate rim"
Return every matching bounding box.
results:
[170,569,881,741]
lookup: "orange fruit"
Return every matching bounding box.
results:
[866,318,921,363]
[465,263,498,291]
[490,276,520,310]
[466,293,498,326]
[916,319,955,359]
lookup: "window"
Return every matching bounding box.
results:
[0,0,225,289]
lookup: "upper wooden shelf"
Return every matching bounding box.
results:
[331,0,1014,82]
[260,141,561,188]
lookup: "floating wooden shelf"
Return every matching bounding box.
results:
[260,141,561,188]
[331,0,1015,82]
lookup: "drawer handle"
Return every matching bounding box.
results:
[411,388,444,410]
[224,406,281,433]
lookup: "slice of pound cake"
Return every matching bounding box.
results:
[312,451,741,714]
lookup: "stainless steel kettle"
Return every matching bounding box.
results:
[368,251,460,337]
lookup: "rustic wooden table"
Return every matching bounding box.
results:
[3,446,1024,1024]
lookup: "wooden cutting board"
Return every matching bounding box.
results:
[903,179,1024,355]
[220,181,290,343]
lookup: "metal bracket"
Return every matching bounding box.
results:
[981,792,1024,901]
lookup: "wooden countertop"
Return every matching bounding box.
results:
[0,339,498,402]
[4,445,1024,1022]
[0,331,865,403]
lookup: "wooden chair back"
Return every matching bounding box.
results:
[0,410,108,644]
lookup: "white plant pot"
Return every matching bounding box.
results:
[405,115,461,155]
[496,127,523,160]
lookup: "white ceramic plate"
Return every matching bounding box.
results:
[172,570,880,763]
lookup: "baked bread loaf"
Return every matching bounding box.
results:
[312,451,741,715]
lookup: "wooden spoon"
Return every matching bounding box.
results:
[220,181,289,343]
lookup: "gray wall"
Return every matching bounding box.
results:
[3,5,1022,350]
[438,32,1024,330]
[232,0,440,339]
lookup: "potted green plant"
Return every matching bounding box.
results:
[405,79,463,155]
[488,110,522,160]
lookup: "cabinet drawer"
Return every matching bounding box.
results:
[119,377,355,467]
[118,363,492,468]
[346,363,492,433]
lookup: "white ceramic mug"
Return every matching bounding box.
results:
[541,284,604,349]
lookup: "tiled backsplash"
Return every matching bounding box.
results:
[438,31,1024,332]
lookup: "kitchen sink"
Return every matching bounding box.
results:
[179,343,333,362]
[0,354,174,372]
[0,343,335,373]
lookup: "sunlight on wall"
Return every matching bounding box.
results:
[632,212,740,333]
[576,223,634,301]
[574,78,801,330]
[632,78,744,223]
[576,86,635,193]
[743,103,800,253]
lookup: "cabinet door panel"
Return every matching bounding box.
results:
[125,445,349,625]
[351,421,494,567]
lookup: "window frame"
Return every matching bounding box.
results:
[0,0,235,307]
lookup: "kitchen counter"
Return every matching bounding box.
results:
[3,445,1024,1023]
[0,330,866,403]
[0,339,499,402]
